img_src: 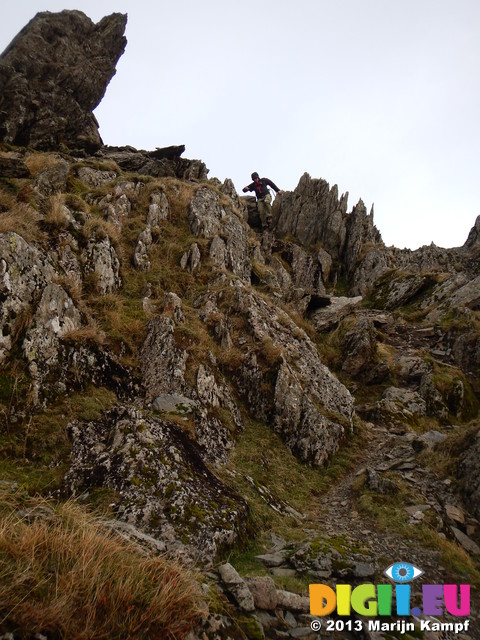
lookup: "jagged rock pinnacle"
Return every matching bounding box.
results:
[0,10,127,151]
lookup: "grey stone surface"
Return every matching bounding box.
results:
[65,405,249,566]
[152,393,197,414]
[245,576,278,610]
[218,563,255,612]
[0,10,127,150]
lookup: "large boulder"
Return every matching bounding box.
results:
[0,10,127,151]
[64,404,250,566]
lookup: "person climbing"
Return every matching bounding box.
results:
[242,172,283,230]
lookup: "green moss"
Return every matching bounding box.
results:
[0,459,67,494]
[183,502,208,522]
[0,386,116,494]
[83,487,120,515]
[236,614,264,640]
[309,533,368,556]
[0,177,22,195]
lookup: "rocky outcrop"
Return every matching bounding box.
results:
[188,187,250,281]
[274,173,350,260]
[0,232,58,361]
[343,200,382,276]
[273,173,480,311]
[85,178,143,231]
[197,279,354,465]
[134,190,170,271]
[97,145,209,182]
[140,294,242,464]
[22,283,82,403]
[64,404,249,566]
[463,214,480,252]
[83,236,122,294]
[273,173,385,295]
[0,10,127,151]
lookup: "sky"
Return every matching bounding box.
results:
[1,1,479,250]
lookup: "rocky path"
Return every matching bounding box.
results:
[319,423,447,570]
[313,418,480,638]
[209,418,479,640]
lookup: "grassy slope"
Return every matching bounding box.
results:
[1,149,479,635]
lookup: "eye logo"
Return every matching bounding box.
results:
[309,562,470,619]
[384,562,423,583]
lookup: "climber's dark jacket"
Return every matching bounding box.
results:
[243,177,280,200]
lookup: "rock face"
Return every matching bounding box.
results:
[458,428,480,520]
[188,187,251,281]
[0,10,127,151]
[274,173,350,260]
[97,146,209,182]
[23,283,82,404]
[273,174,382,277]
[140,298,242,465]
[65,404,249,566]
[0,232,55,366]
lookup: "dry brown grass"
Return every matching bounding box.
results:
[44,193,71,229]
[259,336,284,370]
[82,215,121,246]
[0,202,46,245]
[0,489,204,639]
[53,272,84,307]
[24,152,64,176]
[0,185,17,212]
[62,323,106,346]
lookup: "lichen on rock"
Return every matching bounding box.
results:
[64,404,250,566]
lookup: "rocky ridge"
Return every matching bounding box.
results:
[0,9,479,640]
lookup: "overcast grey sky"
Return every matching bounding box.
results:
[2,1,479,249]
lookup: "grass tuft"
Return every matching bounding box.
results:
[0,201,46,244]
[24,152,64,176]
[0,487,205,639]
